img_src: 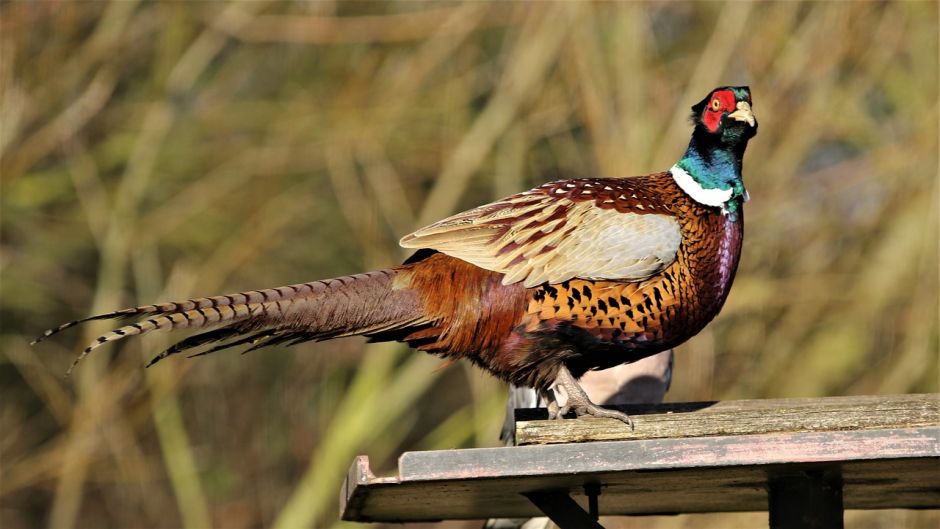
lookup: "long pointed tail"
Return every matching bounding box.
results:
[35,269,424,373]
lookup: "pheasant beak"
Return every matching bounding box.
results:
[728,101,756,127]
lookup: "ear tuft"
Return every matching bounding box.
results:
[689,92,711,124]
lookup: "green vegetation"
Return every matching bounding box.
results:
[1,2,936,528]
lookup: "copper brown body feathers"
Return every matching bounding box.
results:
[37,172,742,391]
[394,172,743,391]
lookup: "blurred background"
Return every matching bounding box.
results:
[1,1,937,528]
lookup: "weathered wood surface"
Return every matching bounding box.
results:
[341,394,940,522]
[515,393,939,445]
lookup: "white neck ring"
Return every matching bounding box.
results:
[670,164,734,208]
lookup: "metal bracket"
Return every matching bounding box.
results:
[523,486,605,529]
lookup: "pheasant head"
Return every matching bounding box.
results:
[672,86,757,216]
[693,86,757,142]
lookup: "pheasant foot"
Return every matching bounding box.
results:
[540,390,561,420]
[548,364,635,429]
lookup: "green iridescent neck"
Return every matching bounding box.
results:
[674,136,747,214]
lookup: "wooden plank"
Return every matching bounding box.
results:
[397,427,938,480]
[343,458,939,522]
[514,393,939,445]
[341,425,940,522]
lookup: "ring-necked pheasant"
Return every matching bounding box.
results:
[35,86,757,427]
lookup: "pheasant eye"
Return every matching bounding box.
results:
[710,98,722,111]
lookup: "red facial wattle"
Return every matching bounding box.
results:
[702,89,737,132]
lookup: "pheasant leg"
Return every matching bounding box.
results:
[548,364,635,429]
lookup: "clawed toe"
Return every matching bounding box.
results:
[545,364,636,430]
[548,402,634,429]
[546,399,562,420]
[576,404,635,430]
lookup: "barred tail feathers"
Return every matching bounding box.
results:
[65,303,262,373]
[32,284,319,345]
[51,269,422,373]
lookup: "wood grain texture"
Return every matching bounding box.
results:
[514,393,939,445]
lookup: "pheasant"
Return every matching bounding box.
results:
[35,86,757,427]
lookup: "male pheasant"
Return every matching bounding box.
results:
[35,86,757,426]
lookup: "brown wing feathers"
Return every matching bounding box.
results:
[400,176,683,288]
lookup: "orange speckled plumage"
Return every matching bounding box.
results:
[391,172,743,390]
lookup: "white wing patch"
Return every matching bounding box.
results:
[400,192,682,288]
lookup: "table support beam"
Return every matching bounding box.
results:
[769,470,844,529]
[522,490,605,529]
